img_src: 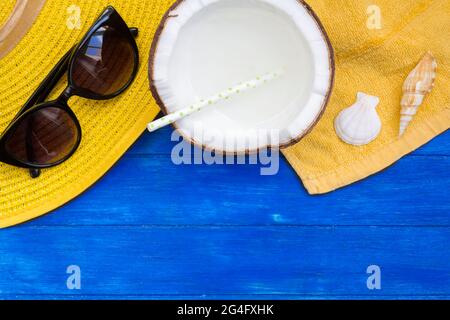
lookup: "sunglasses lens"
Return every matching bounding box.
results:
[4,107,79,166]
[71,25,135,96]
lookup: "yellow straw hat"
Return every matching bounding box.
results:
[0,0,172,228]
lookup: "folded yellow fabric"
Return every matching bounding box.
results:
[283,0,450,194]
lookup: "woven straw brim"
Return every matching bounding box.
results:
[0,0,174,228]
[0,0,16,27]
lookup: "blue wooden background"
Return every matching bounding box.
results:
[0,125,449,300]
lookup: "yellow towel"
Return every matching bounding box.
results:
[283,0,450,194]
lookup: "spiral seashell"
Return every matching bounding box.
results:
[335,92,382,146]
[399,52,437,137]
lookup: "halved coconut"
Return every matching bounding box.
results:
[149,0,334,153]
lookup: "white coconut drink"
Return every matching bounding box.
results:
[149,0,335,153]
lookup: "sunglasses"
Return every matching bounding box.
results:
[0,6,139,178]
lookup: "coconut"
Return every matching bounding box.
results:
[149,0,334,153]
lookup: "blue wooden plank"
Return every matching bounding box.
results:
[1,294,450,300]
[129,126,450,156]
[0,226,448,296]
[26,154,450,226]
[1,120,448,300]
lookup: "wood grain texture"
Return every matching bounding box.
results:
[28,130,450,227]
[0,227,449,296]
[2,295,450,300]
[0,127,449,299]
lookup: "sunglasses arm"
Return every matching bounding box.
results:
[14,47,75,124]
[26,27,139,178]
[18,28,139,121]
[11,47,74,178]
[129,27,138,37]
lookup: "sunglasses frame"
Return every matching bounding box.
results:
[0,6,139,175]
[0,102,82,169]
[67,6,139,101]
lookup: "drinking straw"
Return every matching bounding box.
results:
[147,69,283,133]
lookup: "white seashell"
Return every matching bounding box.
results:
[335,92,382,146]
[399,52,437,137]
